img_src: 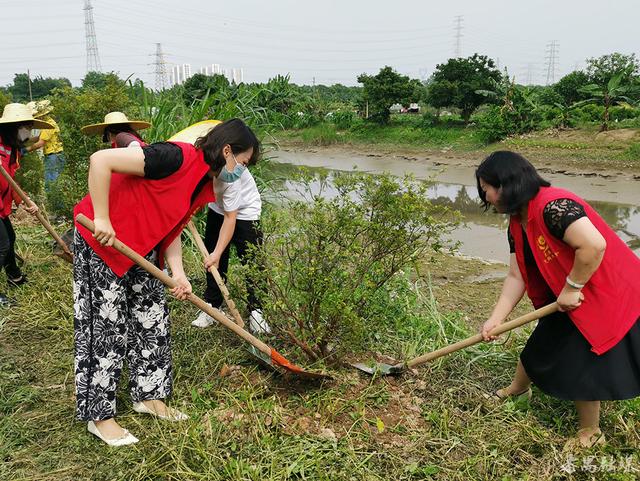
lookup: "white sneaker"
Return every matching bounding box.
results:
[249,309,271,334]
[191,306,218,328]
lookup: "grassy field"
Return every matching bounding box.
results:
[1,221,639,480]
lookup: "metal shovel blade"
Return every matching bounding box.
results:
[350,362,405,376]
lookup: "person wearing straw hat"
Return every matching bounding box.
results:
[72,118,260,446]
[24,100,66,193]
[0,103,53,302]
[81,111,150,148]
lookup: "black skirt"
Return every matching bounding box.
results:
[521,312,640,401]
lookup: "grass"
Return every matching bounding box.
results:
[1,222,639,480]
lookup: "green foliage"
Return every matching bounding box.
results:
[586,52,640,87]
[0,90,10,110]
[6,73,71,102]
[426,54,502,122]
[622,142,640,160]
[328,109,357,130]
[247,170,457,362]
[357,66,418,124]
[475,82,543,144]
[14,152,43,201]
[553,70,591,105]
[81,71,126,90]
[182,73,230,104]
[46,79,139,215]
[579,69,640,131]
[300,123,339,145]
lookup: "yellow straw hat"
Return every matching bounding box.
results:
[26,100,54,118]
[81,112,151,136]
[0,103,54,129]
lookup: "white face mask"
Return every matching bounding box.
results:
[17,127,31,142]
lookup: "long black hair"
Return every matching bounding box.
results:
[475,151,550,214]
[194,118,260,171]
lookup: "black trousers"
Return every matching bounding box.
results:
[0,216,21,280]
[203,209,262,311]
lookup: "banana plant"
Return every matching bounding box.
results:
[578,69,640,131]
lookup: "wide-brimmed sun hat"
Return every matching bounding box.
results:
[27,99,54,118]
[0,103,54,129]
[81,111,151,136]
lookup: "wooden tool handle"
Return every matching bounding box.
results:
[406,302,559,368]
[75,214,271,356]
[0,164,72,258]
[186,221,244,327]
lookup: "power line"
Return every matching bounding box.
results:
[84,0,102,72]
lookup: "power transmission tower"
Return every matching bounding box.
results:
[544,40,559,85]
[154,43,169,91]
[453,15,463,57]
[84,0,102,72]
[526,63,534,85]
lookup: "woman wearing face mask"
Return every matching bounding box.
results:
[0,103,53,302]
[72,117,260,446]
[190,119,268,333]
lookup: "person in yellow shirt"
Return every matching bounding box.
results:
[25,100,66,192]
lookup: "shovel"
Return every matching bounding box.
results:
[75,213,330,380]
[0,165,73,262]
[352,302,559,375]
[185,221,244,328]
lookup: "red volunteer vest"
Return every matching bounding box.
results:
[0,138,22,218]
[510,186,640,354]
[74,141,214,277]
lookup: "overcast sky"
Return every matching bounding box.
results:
[1,0,638,89]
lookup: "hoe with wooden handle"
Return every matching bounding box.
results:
[76,214,329,380]
[352,302,559,375]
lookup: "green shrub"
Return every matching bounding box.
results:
[329,110,356,130]
[245,170,458,363]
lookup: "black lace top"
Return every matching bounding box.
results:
[508,198,587,253]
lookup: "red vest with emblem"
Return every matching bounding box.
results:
[0,138,22,218]
[510,186,640,354]
[74,141,214,277]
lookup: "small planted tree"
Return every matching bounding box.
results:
[244,170,458,363]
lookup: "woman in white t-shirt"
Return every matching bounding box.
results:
[191,122,269,333]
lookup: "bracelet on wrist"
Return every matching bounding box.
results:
[565,276,585,289]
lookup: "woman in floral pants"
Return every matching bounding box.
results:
[73,118,260,446]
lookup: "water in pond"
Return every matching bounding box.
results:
[272,149,640,264]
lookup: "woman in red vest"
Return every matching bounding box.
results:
[476,150,640,450]
[73,118,259,446]
[0,104,53,303]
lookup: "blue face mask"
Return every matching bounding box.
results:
[218,153,246,183]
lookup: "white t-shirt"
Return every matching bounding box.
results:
[209,169,262,221]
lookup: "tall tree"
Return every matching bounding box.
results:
[426,54,502,122]
[357,66,416,124]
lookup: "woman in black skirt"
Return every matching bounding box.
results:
[476,151,640,449]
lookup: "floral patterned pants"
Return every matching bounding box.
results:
[73,231,172,421]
